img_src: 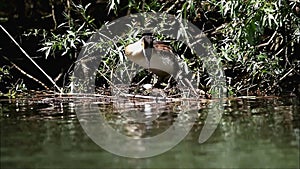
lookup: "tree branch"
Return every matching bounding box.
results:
[0,25,62,93]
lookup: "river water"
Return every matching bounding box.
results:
[1,96,299,168]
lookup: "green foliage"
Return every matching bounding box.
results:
[33,0,299,96]
[38,3,96,59]
[211,0,300,95]
[0,66,27,97]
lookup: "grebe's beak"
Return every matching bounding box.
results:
[142,35,154,68]
[143,47,152,68]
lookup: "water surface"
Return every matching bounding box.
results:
[1,96,299,168]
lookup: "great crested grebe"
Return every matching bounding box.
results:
[124,34,204,96]
[124,34,179,79]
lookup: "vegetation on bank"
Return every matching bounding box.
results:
[0,0,299,97]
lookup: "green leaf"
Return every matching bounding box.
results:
[45,47,51,59]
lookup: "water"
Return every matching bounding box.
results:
[1,96,299,168]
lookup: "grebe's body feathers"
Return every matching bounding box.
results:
[125,36,179,78]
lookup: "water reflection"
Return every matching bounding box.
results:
[0,96,299,168]
[101,99,200,137]
[75,97,203,158]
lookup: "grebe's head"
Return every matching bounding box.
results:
[141,33,154,64]
[124,33,154,67]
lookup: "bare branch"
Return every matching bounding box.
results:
[3,56,50,90]
[0,25,62,93]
